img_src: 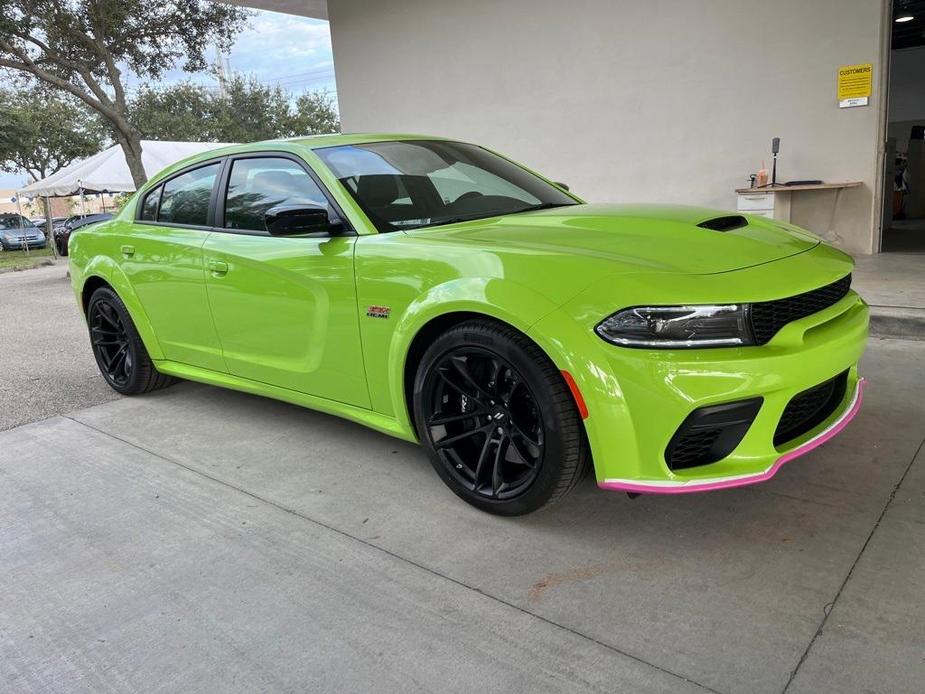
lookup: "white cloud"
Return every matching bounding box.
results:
[228,12,336,92]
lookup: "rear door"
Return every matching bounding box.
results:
[202,153,370,407]
[122,161,226,371]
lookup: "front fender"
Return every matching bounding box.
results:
[385,277,559,430]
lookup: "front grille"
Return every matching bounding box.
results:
[774,370,848,447]
[750,274,852,345]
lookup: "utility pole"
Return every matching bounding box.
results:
[215,44,229,99]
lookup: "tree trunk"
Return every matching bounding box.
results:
[44,197,57,259]
[112,129,147,189]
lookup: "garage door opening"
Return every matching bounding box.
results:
[883,0,925,252]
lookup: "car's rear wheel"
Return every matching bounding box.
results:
[414,319,589,515]
[87,287,175,395]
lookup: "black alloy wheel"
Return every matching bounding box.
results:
[86,286,175,395]
[423,347,545,500]
[415,319,589,515]
[89,297,134,388]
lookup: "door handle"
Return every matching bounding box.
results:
[208,259,229,276]
[120,244,135,258]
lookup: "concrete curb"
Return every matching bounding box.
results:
[869,305,925,341]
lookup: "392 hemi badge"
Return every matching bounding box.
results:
[367,305,391,319]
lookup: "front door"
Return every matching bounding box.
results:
[203,154,370,407]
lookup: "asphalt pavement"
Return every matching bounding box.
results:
[0,263,120,431]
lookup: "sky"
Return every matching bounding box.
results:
[0,10,336,191]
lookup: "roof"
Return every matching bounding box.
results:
[139,133,453,185]
[18,141,233,197]
[280,132,447,149]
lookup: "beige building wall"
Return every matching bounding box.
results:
[327,0,887,254]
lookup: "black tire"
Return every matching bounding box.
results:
[413,319,589,515]
[87,286,175,395]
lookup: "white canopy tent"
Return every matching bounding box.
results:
[18,140,232,197]
[14,140,232,258]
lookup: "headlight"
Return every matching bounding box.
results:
[595,305,754,348]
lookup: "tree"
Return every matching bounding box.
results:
[211,74,294,142]
[127,82,212,142]
[287,91,340,137]
[127,75,340,143]
[0,0,249,187]
[0,83,105,180]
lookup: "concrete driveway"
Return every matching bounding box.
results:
[1,266,924,693]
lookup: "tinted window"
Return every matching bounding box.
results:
[316,140,576,232]
[0,214,35,229]
[140,185,161,221]
[224,157,331,232]
[158,163,220,226]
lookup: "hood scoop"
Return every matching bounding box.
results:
[697,215,749,232]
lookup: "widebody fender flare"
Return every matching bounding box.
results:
[77,257,165,361]
[386,276,563,431]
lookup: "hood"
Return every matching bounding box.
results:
[412,203,819,275]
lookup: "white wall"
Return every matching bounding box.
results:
[328,0,886,254]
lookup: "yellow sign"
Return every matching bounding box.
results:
[837,63,872,108]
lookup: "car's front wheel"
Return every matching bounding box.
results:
[414,319,589,515]
[86,287,175,395]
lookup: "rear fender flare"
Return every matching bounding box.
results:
[81,258,165,361]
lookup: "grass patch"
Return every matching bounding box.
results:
[0,246,56,272]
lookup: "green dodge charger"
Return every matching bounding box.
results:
[69,134,869,515]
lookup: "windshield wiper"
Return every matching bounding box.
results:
[511,202,576,214]
[423,212,509,228]
[408,202,577,230]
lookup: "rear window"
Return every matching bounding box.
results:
[140,185,161,221]
[157,163,220,226]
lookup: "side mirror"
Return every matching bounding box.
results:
[265,204,340,236]
[554,181,570,191]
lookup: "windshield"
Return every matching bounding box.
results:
[0,214,35,230]
[315,140,577,232]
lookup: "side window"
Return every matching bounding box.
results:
[158,163,220,226]
[224,157,331,233]
[139,185,161,221]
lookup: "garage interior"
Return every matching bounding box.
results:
[884,0,925,252]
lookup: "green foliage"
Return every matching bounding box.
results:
[126,82,213,143]
[0,0,249,87]
[289,91,341,138]
[0,0,251,185]
[128,74,341,144]
[0,84,105,180]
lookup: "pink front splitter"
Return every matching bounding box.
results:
[598,378,866,495]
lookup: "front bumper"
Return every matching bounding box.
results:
[598,376,865,493]
[528,279,869,493]
[1,237,46,249]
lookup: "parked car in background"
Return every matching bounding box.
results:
[53,214,90,235]
[30,216,63,235]
[69,135,869,515]
[55,213,113,256]
[0,214,47,251]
